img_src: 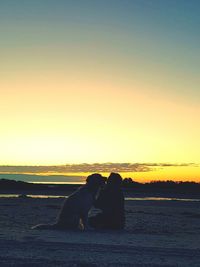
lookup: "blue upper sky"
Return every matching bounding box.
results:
[1,0,199,101]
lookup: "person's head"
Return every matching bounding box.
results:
[107,173,122,188]
[86,173,105,192]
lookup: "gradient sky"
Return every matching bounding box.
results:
[0,1,200,181]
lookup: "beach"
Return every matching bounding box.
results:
[0,196,200,266]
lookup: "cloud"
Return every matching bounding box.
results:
[0,162,198,174]
[141,163,197,167]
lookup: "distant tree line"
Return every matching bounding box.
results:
[122,178,200,194]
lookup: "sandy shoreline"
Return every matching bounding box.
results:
[0,197,200,266]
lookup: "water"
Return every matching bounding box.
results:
[0,194,66,199]
[32,181,84,184]
[0,194,200,202]
[125,197,200,202]
[0,173,85,184]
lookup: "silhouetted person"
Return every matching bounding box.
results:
[32,173,104,230]
[89,172,125,230]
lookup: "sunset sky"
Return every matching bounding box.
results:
[0,1,200,181]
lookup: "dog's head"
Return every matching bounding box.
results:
[86,173,105,191]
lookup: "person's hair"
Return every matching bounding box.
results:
[107,172,122,188]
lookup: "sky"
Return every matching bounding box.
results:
[0,0,200,181]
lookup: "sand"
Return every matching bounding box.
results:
[0,197,200,266]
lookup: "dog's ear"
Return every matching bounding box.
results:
[86,173,104,188]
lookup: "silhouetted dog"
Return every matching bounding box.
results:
[32,173,104,230]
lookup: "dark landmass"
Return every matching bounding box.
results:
[0,178,200,199]
[0,179,78,196]
[123,178,200,197]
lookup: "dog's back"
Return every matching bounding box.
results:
[57,185,94,226]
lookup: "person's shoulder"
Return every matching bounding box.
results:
[114,189,124,198]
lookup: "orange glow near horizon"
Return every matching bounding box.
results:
[0,165,200,183]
